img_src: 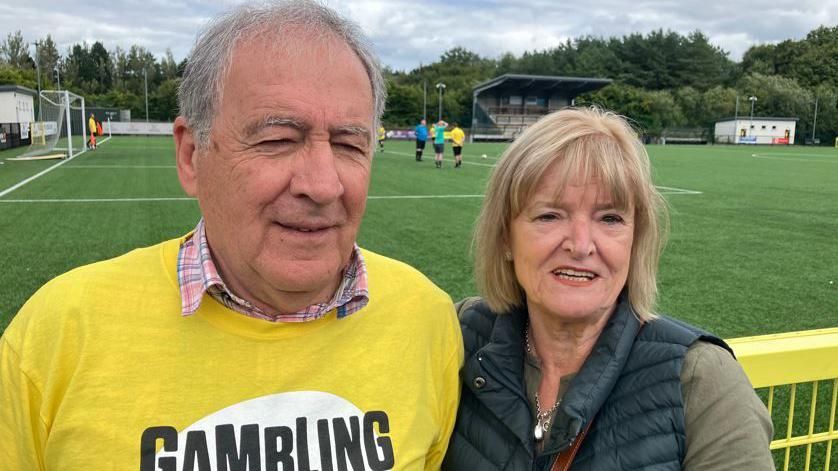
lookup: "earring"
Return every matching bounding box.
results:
[504,251,513,261]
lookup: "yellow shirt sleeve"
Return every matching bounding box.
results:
[0,337,47,470]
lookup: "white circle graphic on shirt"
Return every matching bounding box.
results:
[151,391,394,470]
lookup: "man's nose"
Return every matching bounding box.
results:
[288,141,345,204]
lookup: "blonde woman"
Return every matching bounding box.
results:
[443,108,773,470]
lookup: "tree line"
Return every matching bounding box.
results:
[1,26,836,142]
[0,32,181,122]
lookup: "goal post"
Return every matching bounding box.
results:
[17,90,87,160]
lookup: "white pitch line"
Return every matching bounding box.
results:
[369,194,484,199]
[0,136,116,198]
[0,152,83,198]
[0,197,195,203]
[752,154,837,164]
[755,152,836,158]
[0,188,701,203]
[655,185,703,195]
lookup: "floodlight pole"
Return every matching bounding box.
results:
[436,82,446,122]
[423,80,427,121]
[748,96,757,139]
[734,95,739,144]
[812,96,819,142]
[55,66,61,91]
[143,68,149,123]
[34,42,43,121]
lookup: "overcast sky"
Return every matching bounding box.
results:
[3,0,837,72]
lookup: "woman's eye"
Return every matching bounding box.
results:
[602,214,625,224]
[535,213,558,222]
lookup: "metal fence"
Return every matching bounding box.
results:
[730,328,838,470]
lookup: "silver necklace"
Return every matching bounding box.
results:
[526,324,561,442]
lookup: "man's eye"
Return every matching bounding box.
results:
[257,139,294,147]
[334,143,365,154]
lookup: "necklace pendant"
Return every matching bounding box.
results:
[534,421,544,441]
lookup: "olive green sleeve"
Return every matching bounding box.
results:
[682,341,775,470]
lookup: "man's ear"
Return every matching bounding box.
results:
[173,116,199,197]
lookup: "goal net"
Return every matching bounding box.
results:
[17,90,87,160]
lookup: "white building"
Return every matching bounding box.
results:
[0,85,36,124]
[714,117,798,145]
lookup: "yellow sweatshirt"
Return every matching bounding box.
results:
[1,236,463,470]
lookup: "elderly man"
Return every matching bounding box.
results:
[0,1,462,469]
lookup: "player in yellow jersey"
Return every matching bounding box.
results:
[87,112,97,149]
[377,125,386,151]
[450,122,465,168]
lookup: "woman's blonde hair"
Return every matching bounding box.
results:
[474,107,668,321]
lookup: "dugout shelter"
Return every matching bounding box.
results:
[470,74,611,142]
[715,117,798,145]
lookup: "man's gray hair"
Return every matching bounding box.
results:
[178,0,386,148]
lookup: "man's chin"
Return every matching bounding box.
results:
[261,262,344,297]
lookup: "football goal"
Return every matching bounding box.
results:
[15,90,88,160]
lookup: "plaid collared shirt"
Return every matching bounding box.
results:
[177,219,369,322]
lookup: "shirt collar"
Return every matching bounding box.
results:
[177,218,369,322]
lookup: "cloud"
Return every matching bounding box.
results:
[2,0,836,71]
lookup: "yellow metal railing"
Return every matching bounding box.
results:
[729,327,838,470]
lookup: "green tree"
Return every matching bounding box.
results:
[0,64,37,89]
[677,31,734,90]
[149,78,180,120]
[739,73,812,119]
[789,26,838,88]
[808,85,838,145]
[617,30,686,90]
[160,49,178,80]
[90,41,112,92]
[741,43,777,75]
[63,43,95,92]
[700,86,739,126]
[382,80,424,126]
[0,31,33,69]
[384,47,496,127]
[573,37,621,77]
[35,35,60,88]
[673,86,703,125]
[585,83,683,136]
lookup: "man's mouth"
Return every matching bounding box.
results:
[551,268,597,281]
[275,222,334,233]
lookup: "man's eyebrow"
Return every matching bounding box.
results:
[332,125,372,140]
[243,116,307,137]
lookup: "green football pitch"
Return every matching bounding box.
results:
[1,136,836,337]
